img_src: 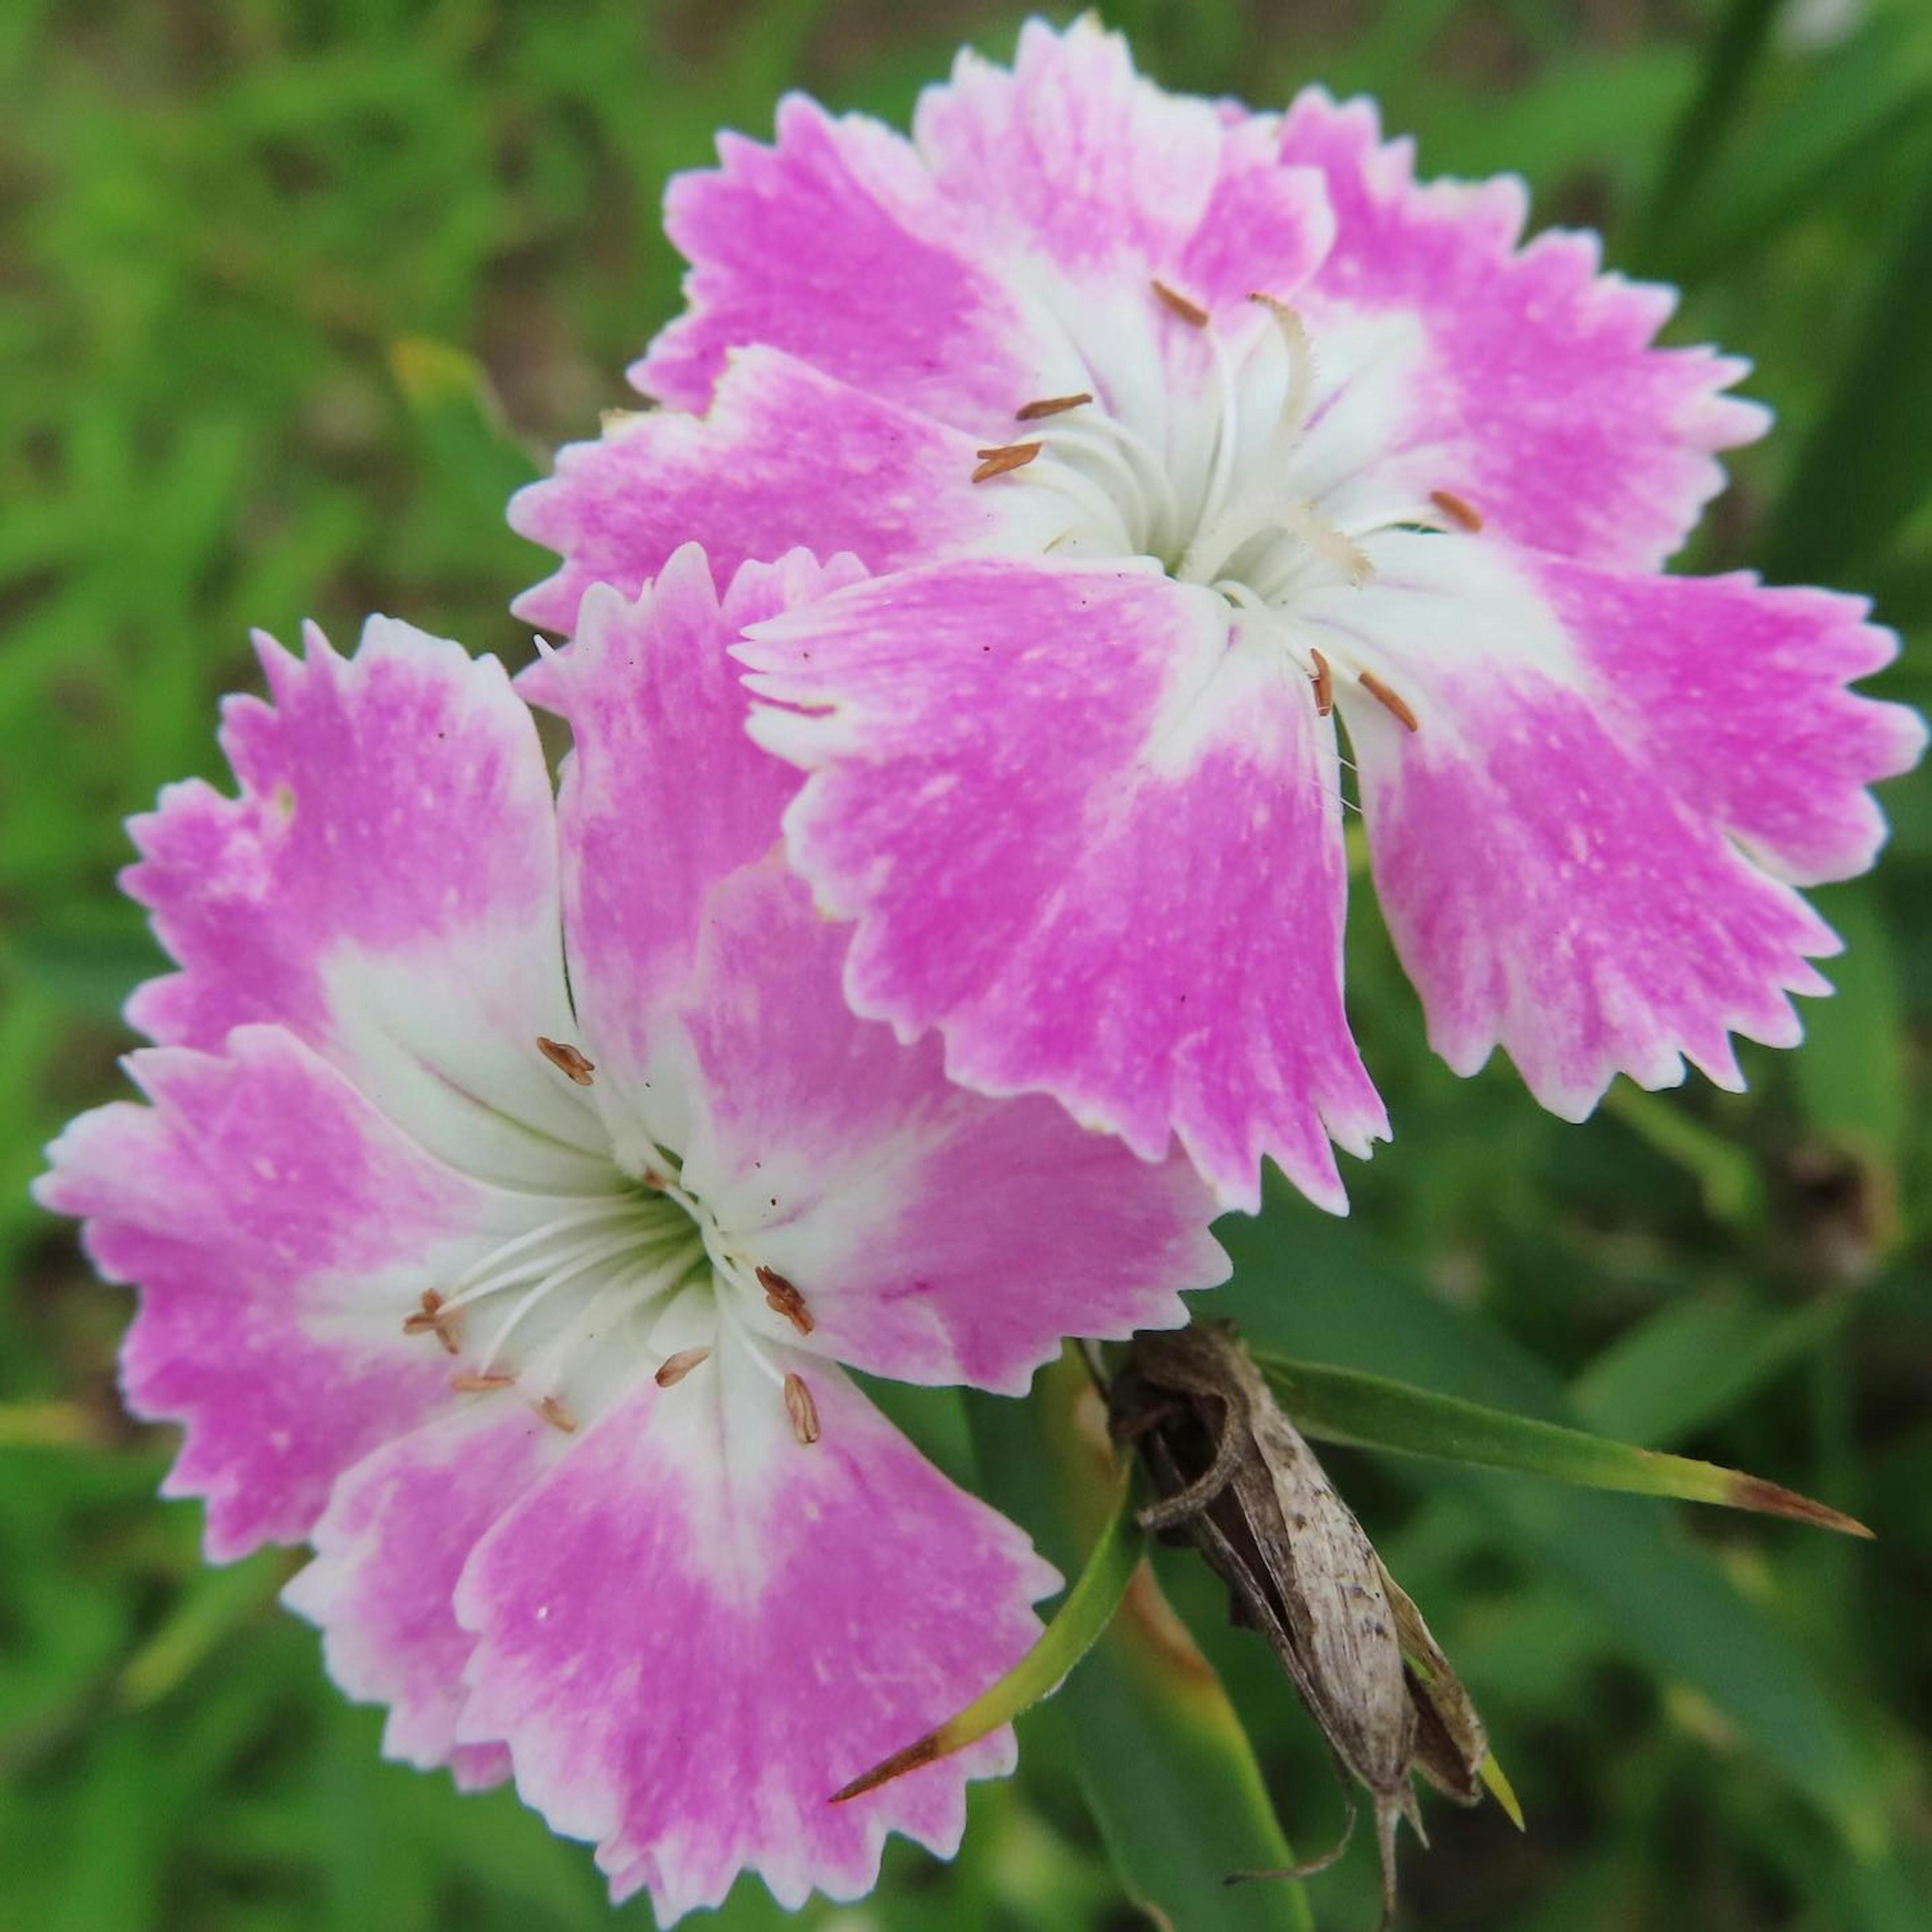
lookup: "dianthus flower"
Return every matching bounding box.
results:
[36,546,1228,1919]
[511,17,1925,1213]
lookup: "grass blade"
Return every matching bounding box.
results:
[831,1458,1146,1803]
[968,1354,1316,1932]
[1250,1352,1870,1537]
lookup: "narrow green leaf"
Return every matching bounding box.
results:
[388,336,540,523]
[117,1550,300,1708]
[1250,1352,1870,1537]
[1212,1202,1894,1849]
[831,1459,1146,1802]
[968,1355,1315,1932]
[1600,1081,1763,1226]
[1573,1291,1851,1446]
[1635,0,1780,260]
[1794,882,1908,1162]
[1762,147,1932,582]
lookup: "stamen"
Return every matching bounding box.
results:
[972,442,1042,484]
[1248,295,1316,457]
[537,1395,580,1434]
[756,1265,815,1336]
[1358,670,1421,733]
[1310,649,1334,718]
[1429,489,1484,533]
[654,1345,712,1389]
[537,1037,596,1085]
[404,1288,463,1354]
[1016,392,1093,422]
[471,1225,695,1375]
[441,1198,639,1303]
[452,1371,516,1393]
[783,1372,822,1446]
[1152,279,1210,328]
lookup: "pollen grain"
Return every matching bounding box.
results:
[784,1372,822,1445]
[1016,392,1094,421]
[757,1265,815,1335]
[1429,489,1484,533]
[972,441,1042,484]
[536,1037,597,1085]
[1151,279,1210,327]
[1358,670,1421,733]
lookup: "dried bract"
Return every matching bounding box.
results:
[1111,1323,1491,1927]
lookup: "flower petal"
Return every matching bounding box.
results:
[740,558,1388,1214]
[1309,533,1922,1113]
[283,1399,568,1775]
[540,546,865,1164]
[1277,88,1767,569]
[671,854,1228,1392]
[635,95,1073,431]
[34,1026,533,1558]
[453,1344,1056,1922]
[912,18,1226,281]
[510,349,1059,638]
[122,618,603,1192]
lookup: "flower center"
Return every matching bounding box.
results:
[401,1040,823,1443]
[976,286,1482,735]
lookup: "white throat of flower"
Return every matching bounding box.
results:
[402,1036,823,1445]
[976,286,1485,736]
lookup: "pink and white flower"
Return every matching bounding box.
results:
[36,545,1228,1920]
[510,17,1926,1214]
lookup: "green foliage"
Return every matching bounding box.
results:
[5,2,1929,1928]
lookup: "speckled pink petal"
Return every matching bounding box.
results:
[635,95,1071,431]
[1310,533,1923,1114]
[739,558,1388,1214]
[121,618,604,1192]
[34,1026,535,1559]
[670,854,1228,1392]
[453,1343,1056,1923]
[283,1399,568,1775]
[534,546,863,1158]
[1277,88,1767,570]
[510,348,1059,638]
[912,17,1226,278]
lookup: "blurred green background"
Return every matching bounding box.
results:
[5,1,1930,1927]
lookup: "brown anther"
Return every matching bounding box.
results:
[654,1345,712,1389]
[1309,648,1334,718]
[451,1371,516,1393]
[538,1395,580,1434]
[1358,670,1421,733]
[1151,279,1210,328]
[783,1372,822,1446]
[536,1037,596,1085]
[404,1289,463,1353]
[757,1264,815,1335]
[971,441,1042,484]
[1015,391,1094,422]
[1429,488,1484,533]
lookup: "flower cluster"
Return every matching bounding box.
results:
[39,16,1920,1924]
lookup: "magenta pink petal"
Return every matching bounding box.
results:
[284,1401,568,1773]
[34,1026,533,1559]
[635,94,1068,430]
[453,1348,1056,1921]
[540,546,865,1151]
[740,557,1388,1214]
[1278,88,1768,570]
[669,854,1228,1392]
[912,17,1227,276]
[120,617,602,1192]
[510,348,1056,638]
[1529,558,1925,887]
[1309,533,1919,1113]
